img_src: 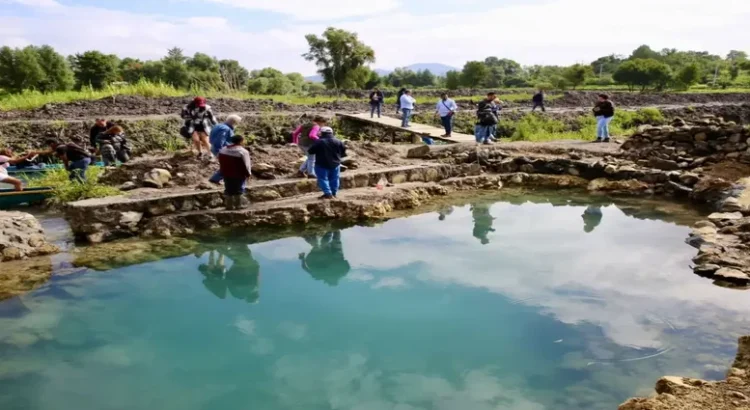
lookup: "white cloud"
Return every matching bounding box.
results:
[1,0,749,73]
[203,0,401,20]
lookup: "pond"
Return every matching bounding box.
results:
[1,194,749,410]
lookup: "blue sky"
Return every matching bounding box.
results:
[2,0,749,75]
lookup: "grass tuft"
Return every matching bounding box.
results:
[25,167,121,205]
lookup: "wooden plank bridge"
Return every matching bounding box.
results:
[336,112,476,143]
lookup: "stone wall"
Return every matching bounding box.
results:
[621,117,750,170]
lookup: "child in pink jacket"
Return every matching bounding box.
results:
[291,116,326,178]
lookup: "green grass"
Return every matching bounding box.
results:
[25,167,121,205]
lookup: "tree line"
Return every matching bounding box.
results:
[1,27,749,96]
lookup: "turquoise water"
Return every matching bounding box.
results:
[2,197,750,410]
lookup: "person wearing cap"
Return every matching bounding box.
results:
[218,134,252,210]
[181,96,218,157]
[307,126,346,199]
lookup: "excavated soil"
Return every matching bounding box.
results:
[2,92,750,121]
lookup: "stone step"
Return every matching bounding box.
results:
[66,163,480,243]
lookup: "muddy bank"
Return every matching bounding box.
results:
[2,92,750,121]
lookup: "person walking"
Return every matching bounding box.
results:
[208,115,242,184]
[291,116,325,178]
[218,135,252,210]
[475,92,501,144]
[532,90,546,112]
[399,90,416,128]
[308,126,346,200]
[592,94,615,143]
[435,93,458,138]
[369,88,384,118]
[181,96,218,158]
[395,87,407,114]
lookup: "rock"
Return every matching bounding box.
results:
[694,132,708,142]
[679,173,700,186]
[691,177,733,204]
[196,181,216,190]
[587,179,649,193]
[721,197,743,212]
[406,145,431,159]
[667,181,693,195]
[119,212,143,230]
[729,133,743,143]
[0,211,60,262]
[519,164,535,173]
[498,158,518,173]
[567,167,580,176]
[648,158,680,171]
[708,212,743,223]
[693,264,720,276]
[604,164,617,175]
[142,168,172,189]
[341,157,359,169]
[714,268,749,282]
[252,163,276,174]
[694,220,716,228]
[119,181,137,191]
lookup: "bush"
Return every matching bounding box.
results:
[26,166,121,205]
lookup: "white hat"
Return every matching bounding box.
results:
[320,126,334,134]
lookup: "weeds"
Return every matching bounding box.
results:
[25,167,121,205]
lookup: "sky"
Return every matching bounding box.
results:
[1,0,750,75]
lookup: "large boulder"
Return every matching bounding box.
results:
[142,168,172,189]
[0,211,59,262]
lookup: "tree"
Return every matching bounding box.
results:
[119,58,145,84]
[0,46,45,93]
[590,54,625,75]
[460,61,490,88]
[629,45,661,60]
[218,59,249,91]
[674,63,700,90]
[363,70,381,89]
[613,58,672,91]
[71,51,119,89]
[303,27,375,89]
[562,64,591,89]
[445,70,461,90]
[34,45,74,92]
[161,47,190,88]
[187,52,219,72]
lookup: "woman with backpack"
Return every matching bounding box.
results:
[181,96,218,157]
[475,92,502,145]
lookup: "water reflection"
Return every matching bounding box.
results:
[470,203,496,245]
[299,230,351,286]
[199,244,260,303]
[582,205,603,233]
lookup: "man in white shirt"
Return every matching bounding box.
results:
[399,89,416,128]
[435,93,458,137]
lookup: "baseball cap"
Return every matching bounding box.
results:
[194,96,207,107]
[320,126,333,134]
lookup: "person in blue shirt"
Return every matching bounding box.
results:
[435,93,458,137]
[208,115,242,184]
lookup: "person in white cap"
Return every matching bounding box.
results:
[307,126,346,199]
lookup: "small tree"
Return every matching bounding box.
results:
[460,61,490,88]
[303,27,375,90]
[71,50,119,89]
[34,45,74,92]
[674,63,700,90]
[219,59,249,91]
[562,64,591,89]
[445,70,461,90]
[613,58,672,91]
[0,46,45,93]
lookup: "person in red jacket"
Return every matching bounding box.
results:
[218,135,252,210]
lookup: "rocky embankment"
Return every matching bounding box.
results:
[0,211,59,261]
[619,336,750,410]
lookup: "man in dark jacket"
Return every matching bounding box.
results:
[218,135,252,210]
[89,118,108,147]
[532,91,545,112]
[593,94,615,142]
[308,127,346,199]
[369,88,384,118]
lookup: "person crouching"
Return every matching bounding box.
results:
[218,135,252,210]
[308,127,346,200]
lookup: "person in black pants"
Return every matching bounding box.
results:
[532,91,545,112]
[369,88,384,118]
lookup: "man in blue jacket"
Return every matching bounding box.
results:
[308,127,346,199]
[208,115,242,184]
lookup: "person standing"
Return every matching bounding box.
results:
[435,93,458,138]
[592,94,615,143]
[475,92,501,144]
[181,96,218,158]
[532,90,546,112]
[292,116,325,178]
[218,135,252,210]
[396,87,407,114]
[308,126,346,200]
[369,88,384,118]
[399,90,416,128]
[208,115,242,184]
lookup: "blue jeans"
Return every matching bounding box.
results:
[314,166,341,196]
[440,115,453,135]
[401,108,412,127]
[370,103,381,118]
[68,157,91,182]
[299,146,316,177]
[596,116,613,140]
[474,125,496,143]
[224,177,246,195]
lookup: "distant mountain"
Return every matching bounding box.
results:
[304,63,458,83]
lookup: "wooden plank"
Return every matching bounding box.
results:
[337,112,476,143]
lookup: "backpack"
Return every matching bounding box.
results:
[477,101,498,126]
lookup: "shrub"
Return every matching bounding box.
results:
[26,166,121,205]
